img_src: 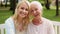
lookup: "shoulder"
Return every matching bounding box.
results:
[5,17,15,29]
[5,17,14,25]
[5,17,13,23]
[42,17,53,26]
[5,17,15,34]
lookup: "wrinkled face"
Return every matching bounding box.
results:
[17,2,29,18]
[30,4,42,17]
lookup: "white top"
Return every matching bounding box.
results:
[5,17,55,34]
[15,29,26,34]
[5,17,26,34]
[27,17,55,34]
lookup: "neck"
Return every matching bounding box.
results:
[17,16,23,23]
[32,16,42,26]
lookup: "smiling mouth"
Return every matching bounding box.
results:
[34,13,39,17]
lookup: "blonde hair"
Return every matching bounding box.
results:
[12,0,30,31]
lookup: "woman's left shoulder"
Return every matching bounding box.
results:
[42,17,53,25]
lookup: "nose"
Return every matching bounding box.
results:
[23,9,26,12]
[33,11,36,14]
[23,9,28,14]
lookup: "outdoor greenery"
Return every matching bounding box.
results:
[0,0,60,24]
[43,8,60,22]
[0,10,12,24]
[0,0,60,34]
[0,8,60,24]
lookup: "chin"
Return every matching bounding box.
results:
[35,15,37,16]
[21,16,26,18]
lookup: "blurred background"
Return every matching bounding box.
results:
[0,0,60,24]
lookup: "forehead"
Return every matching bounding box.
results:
[19,2,29,8]
[30,4,39,8]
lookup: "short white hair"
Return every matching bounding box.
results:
[30,1,43,11]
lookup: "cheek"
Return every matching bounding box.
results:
[37,10,41,14]
[26,11,29,14]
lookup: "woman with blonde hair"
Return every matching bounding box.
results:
[5,0,30,34]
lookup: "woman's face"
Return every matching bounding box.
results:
[30,4,41,17]
[17,2,29,18]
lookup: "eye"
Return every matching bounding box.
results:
[25,8,28,11]
[35,8,38,11]
[21,7,24,10]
